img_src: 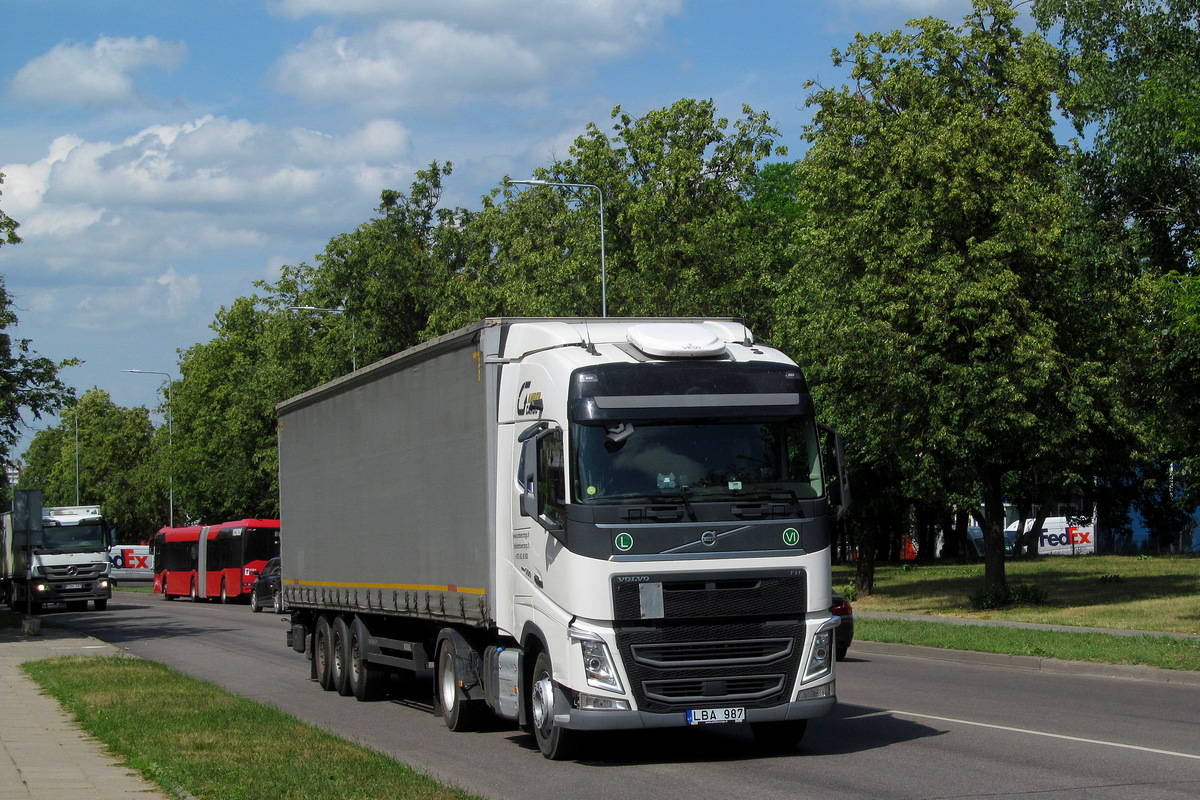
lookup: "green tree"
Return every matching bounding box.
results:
[1,172,19,248]
[776,0,1134,591]
[18,388,160,540]
[0,175,77,467]
[1035,0,1200,531]
[435,99,789,333]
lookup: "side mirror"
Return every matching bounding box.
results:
[819,423,851,521]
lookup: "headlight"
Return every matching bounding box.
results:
[803,630,834,682]
[569,627,624,694]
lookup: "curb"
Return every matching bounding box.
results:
[853,640,1200,686]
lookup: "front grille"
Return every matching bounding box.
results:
[611,570,808,714]
[643,674,787,704]
[631,637,794,667]
[42,563,108,581]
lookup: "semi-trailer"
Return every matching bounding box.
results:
[277,317,848,759]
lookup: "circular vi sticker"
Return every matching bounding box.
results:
[782,528,800,547]
[614,532,634,552]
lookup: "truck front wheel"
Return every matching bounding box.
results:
[530,650,578,760]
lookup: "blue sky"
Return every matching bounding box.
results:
[1,0,979,453]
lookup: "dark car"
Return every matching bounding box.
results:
[250,557,284,613]
[831,594,854,661]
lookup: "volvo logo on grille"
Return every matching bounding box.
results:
[700,531,718,547]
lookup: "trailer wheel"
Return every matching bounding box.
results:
[436,638,483,731]
[348,618,386,702]
[530,650,578,760]
[314,616,334,690]
[332,617,353,696]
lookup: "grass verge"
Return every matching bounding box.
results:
[856,617,1200,672]
[23,656,483,800]
[834,554,1200,634]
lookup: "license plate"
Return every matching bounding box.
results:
[61,583,84,590]
[687,707,745,725]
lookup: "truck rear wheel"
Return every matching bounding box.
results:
[314,616,334,690]
[348,618,386,701]
[530,650,578,760]
[437,638,483,731]
[332,617,353,696]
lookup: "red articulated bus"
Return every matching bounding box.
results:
[152,519,280,603]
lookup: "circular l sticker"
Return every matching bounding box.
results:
[615,532,634,552]
[782,528,800,547]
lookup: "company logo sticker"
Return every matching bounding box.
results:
[614,533,634,552]
[782,528,800,547]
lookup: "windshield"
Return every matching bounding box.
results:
[572,418,824,503]
[37,522,107,552]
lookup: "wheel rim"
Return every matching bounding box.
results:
[439,648,457,713]
[349,632,362,687]
[333,629,345,677]
[532,669,554,735]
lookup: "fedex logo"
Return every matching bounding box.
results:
[1040,527,1091,548]
[111,548,150,570]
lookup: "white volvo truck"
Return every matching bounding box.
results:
[277,318,848,759]
[2,500,113,612]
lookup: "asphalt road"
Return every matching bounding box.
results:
[49,591,1200,800]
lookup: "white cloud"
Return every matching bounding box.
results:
[269,0,680,110]
[9,35,187,107]
[0,114,415,329]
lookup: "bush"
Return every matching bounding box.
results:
[839,584,858,602]
[970,583,1048,610]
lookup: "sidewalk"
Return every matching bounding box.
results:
[0,624,170,800]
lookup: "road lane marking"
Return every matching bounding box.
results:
[881,710,1200,762]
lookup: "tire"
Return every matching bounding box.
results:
[66,600,87,612]
[94,598,108,611]
[530,650,578,760]
[190,577,199,602]
[437,638,484,731]
[313,616,334,690]
[219,579,228,604]
[750,719,808,752]
[272,589,283,614]
[348,618,387,702]
[332,617,353,696]
[160,573,172,600]
[835,645,849,662]
[250,587,262,612]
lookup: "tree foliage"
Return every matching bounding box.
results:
[1035,0,1200,520]
[17,388,160,541]
[777,0,1133,589]
[436,99,788,333]
[0,176,76,467]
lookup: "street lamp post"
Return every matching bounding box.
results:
[289,306,357,371]
[506,178,607,317]
[123,369,173,527]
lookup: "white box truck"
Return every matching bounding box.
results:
[277,318,849,759]
[2,498,113,612]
